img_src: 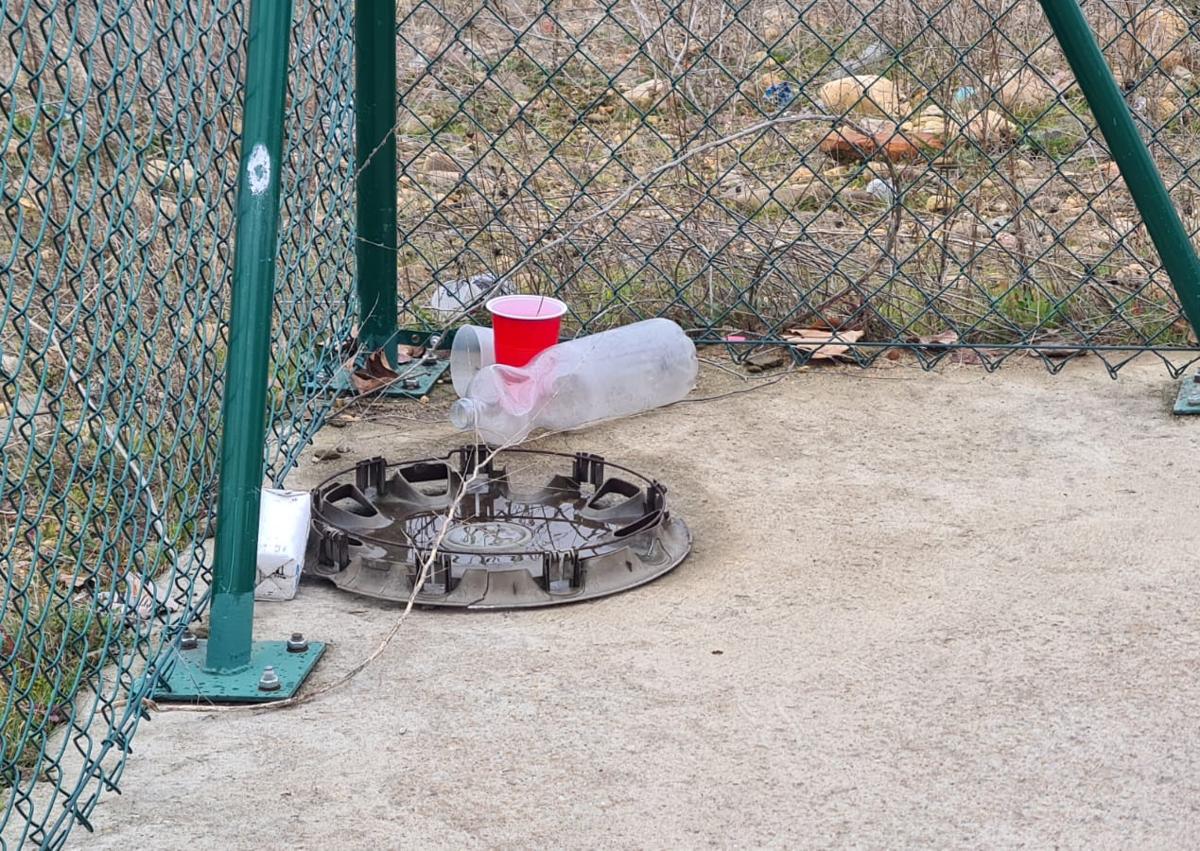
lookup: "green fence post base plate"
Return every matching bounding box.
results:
[153,638,326,703]
[306,329,452,398]
[1173,373,1200,415]
[310,356,449,398]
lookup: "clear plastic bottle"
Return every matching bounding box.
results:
[450,318,697,445]
[449,325,495,396]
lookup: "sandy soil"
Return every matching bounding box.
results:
[82,359,1200,849]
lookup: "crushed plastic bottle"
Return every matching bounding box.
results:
[450,318,698,446]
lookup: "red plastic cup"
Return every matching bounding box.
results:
[486,295,568,366]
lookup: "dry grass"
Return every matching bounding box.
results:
[388,0,1200,348]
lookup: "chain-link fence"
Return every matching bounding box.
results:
[392,0,1200,373]
[1,2,354,846]
[4,0,1200,847]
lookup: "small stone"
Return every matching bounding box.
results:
[744,349,786,372]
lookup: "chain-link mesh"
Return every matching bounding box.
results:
[0,2,354,847]
[393,0,1200,373]
[4,0,1200,846]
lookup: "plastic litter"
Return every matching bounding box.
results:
[865,177,894,203]
[450,324,495,396]
[486,294,568,366]
[450,318,698,446]
[428,272,512,315]
[764,81,796,110]
[255,488,311,601]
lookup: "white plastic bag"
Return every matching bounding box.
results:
[254,488,311,601]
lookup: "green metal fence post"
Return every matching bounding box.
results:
[355,0,399,365]
[1037,0,1200,338]
[156,0,324,702]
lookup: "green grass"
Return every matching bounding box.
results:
[1,595,119,786]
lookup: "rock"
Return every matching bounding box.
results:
[622,78,670,111]
[422,151,461,173]
[721,176,831,211]
[925,192,954,213]
[902,108,957,141]
[990,69,1058,115]
[1098,7,1193,76]
[745,349,786,372]
[1148,96,1179,123]
[144,158,197,192]
[1116,261,1149,285]
[818,75,904,118]
[964,110,1018,144]
[421,151,465,190]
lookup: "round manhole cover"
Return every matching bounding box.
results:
[307,446,691,609]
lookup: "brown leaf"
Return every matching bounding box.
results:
[351,350,400,395]
[785,328,864,360]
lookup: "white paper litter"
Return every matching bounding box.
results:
[255,488,311,601]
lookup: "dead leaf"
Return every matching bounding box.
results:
[785,328,864,360]
[351,350,400,395]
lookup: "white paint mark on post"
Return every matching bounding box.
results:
[248,144,271,196]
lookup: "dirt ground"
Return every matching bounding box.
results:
[83,358,1200,849]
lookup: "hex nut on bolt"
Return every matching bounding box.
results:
[180,632,198,651]
[286,632,309,653]
[258,666,282,692]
